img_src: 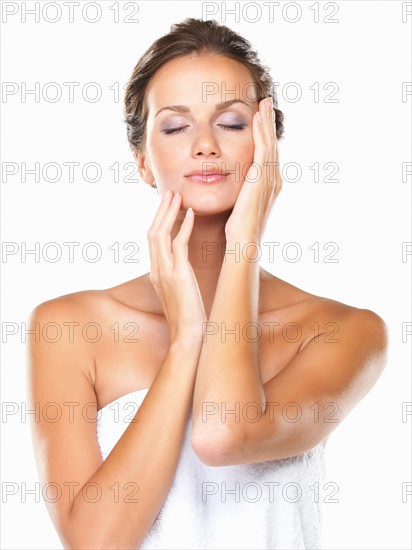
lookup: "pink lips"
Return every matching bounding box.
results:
[185,173,230,184]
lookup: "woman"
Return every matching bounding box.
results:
[28,17,388,549]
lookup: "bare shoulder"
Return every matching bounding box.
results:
[301,287,388,346]
[30,288,106,316]
[29,274,151,320]
[260,268,388,356]
[28,290,107,382]
[27,281,139,358]
[305,295,389,362]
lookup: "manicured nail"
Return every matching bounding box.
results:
[266,97,273,111]
[172,192,181,204]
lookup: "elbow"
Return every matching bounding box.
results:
[63,533,141,550]
[190,427,239,467]
[60,528,108,550]
[62,513,144,550]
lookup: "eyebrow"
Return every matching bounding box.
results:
[154,99,253,118]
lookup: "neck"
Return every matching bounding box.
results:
[170,209,264,317]
[174,210,227,316]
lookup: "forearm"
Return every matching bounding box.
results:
[66,339,202,549]
[192,237,266,446]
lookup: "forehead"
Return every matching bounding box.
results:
[145,54,258,108]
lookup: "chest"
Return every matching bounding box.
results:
[93,308,312,411]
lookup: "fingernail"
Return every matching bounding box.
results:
[172,192,181,204]
[266,97,273,111]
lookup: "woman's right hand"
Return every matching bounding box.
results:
[147,189,207,346]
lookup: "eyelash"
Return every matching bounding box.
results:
[162,124,246,135]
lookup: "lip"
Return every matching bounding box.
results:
[185,173,230,184]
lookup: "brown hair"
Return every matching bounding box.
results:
[124,17,285,161]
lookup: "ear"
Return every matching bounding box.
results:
[133,148,155,188]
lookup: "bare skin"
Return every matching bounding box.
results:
[81,269,326,412]
[28,53,388,548]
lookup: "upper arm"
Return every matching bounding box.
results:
[225,308,388,465]
[27,298,103,543]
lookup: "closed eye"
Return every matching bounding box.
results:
[162,124,246,135]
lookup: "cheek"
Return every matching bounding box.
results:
[234,137,255,171]
[238,142,255,188]
[147,139,178,178]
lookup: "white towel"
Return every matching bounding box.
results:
[96,389,326,549]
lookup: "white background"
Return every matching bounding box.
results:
[1,0,411,548]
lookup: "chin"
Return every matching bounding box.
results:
[184,194,231,209]
[183,184,237,198]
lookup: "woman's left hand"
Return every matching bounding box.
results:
[224,97,282,243]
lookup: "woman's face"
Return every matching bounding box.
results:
[136,53,259,215]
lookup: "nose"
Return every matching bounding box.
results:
[191,126,221,158]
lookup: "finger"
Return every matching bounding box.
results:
[155,193,184,270]
[254,102,271,201]
[148,189,174,258]
[147,190,173,281]
[263,98,277,195]
[172,207,195,268]
[258,97,276,156]
[264,142,281,225]
[258,96,276,149]
[263,97,276,167]
[261,97,273,142]
[148,189,173,234]
[257,98,277,226]
[246,107,265,186]
[258,98,271,163]
[266,97,276,140]
[160,192,184,235]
